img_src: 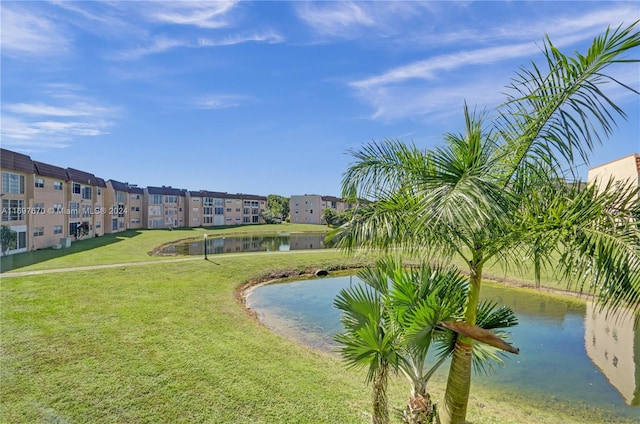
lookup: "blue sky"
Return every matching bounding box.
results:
[2,1,639,197]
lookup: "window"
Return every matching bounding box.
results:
[2,172,25,194]
[226,217,232,221]
[131,218,141,224]
[53,203,62,213]
[192,207,199,213]
[243,217,250,223]
[203,207,213,215]
[252,216,259,223]
[73,183,81,194]
[131,206,140,212]
[131,194,140,200]
[116,192,125,203]
[82,204,92,218]
[112,219,118,231]
[81,186,92,200]
[204,197,214,206]
[226,208,231,212]
[53,181,63,191]
[236,208,240,212]
[34,227,44,237]
[53,225,63,234]
[150,194,162,204]
[35,178,44,188]
[96,222,100,229]
[34,203,44,213]
[97,189,101,196]
[204,216,213,224]
[165,196,177,203]
[193,217,200,222]
[215,207,224,215]
[69,202,79,218]
[1,199,24,221]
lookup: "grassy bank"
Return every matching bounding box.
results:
[0,223,325,273]
[2,248,632,423]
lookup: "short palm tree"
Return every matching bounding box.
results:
[333,23,640,424]
[334,258,518,424]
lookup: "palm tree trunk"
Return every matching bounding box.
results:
[405,391,436,424]
[372,364,390,424]
[439,339,473,424]
[440,260,482,424]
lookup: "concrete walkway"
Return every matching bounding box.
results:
[0,249,329,278]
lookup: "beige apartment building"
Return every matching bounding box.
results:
[289,194,352,224]
[1,149,33,254]
[104,180,144,233]
[187,191,267,227]
[31,161,68,250]
[587,153,640,195]
[143,186,187,229]
[65,168,106,240]
[1,148,107,254]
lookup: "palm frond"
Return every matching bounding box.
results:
[498,21,640,182]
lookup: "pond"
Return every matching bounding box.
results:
[154,233,329,256]
[246,275,640,421]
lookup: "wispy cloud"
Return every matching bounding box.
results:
[349,6,640,122]
[352,41,536,90]
[113,35,191,60]
[2,88,119,149]
[115,30,284,60]
[193,94,248,110]
[295,2,440,40]
[0,6,71,58]
[142,1,239,29]
[197,31,284,47]
[296,2,375,37]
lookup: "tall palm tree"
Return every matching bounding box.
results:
[332,23,640,424]
[334,258,518,424]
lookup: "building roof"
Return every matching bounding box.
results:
[33,161,68,180]
[66,167,106,187]
[198,190,230,198]
[321,195,345,203]
[0,148,35,174]
[108,179,141,193]
[239,193,267,201]
[146,186,187,196]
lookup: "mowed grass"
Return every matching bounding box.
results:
[0,224,326,273]
[2,246,632,423]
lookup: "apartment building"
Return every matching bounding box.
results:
[1,149,33,254]
[186,191,267,227]
[144,186,187,229]
[65,168,106,239]
[1,149,107,254]
[587,153,640,195]
[104,180,144,233]
[31,161,68,250]
[289,194,352,224]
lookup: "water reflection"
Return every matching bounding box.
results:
[155,233,328,256]
[585,302,640,406]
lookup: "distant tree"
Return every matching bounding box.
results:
[0,225,17,256]
[267,194,290,221]
[260,209,282,224]
[322,208,337,226]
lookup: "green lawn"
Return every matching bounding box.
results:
[0,223,325,273]
[1,226,629,423]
